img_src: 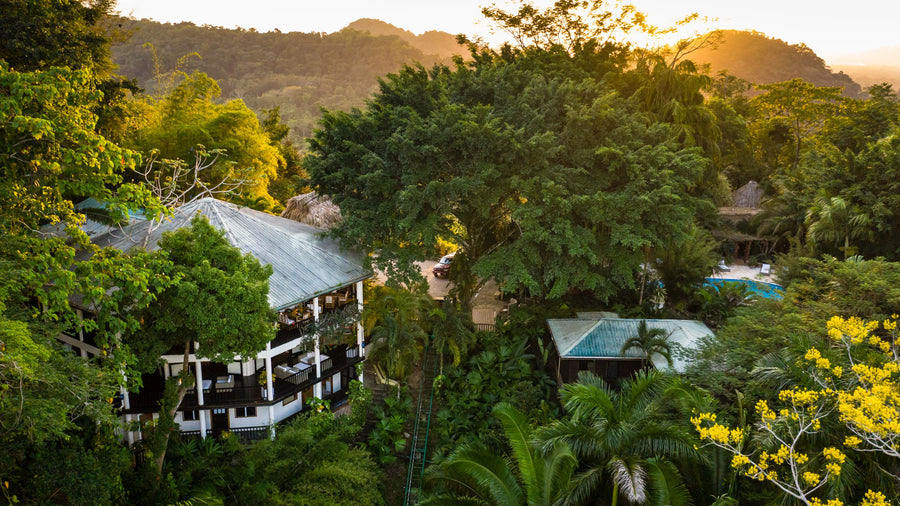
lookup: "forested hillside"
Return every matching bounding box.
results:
[687,29,863,96]
[111,17,461,143]
[344,18,462,58]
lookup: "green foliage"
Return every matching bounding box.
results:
[308,45,713,304]
[2,420,131,505]
[110,17,453,146]
[363,284,431,383]
[653,226,720,309]
[0,0,115,73]
[130,214,274,368]
[620,319,674,368]
[537,370,700,505]
[432,325,556,454]
[423,403,576,506]
[128,72,284,209]
[693,281,756,328]
[429,299,476,374]
[367,392,412,464]
[232,411,384,505]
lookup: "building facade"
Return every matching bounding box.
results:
[58,198,372,442]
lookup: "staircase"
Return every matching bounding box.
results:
[403,346,437,505]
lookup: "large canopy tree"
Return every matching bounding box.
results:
[307,44,712,305]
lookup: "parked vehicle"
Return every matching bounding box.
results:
[433,253,454,278]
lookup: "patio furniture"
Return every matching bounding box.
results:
[760,263,772,275]
[215,375,235,389]
[274,364,298,379]
[718,259,731,272]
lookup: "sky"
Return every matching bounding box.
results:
[113,0,900,62]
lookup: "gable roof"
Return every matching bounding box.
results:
[547,317,714,372]
[88,198,371,310]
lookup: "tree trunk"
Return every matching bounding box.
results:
[611,481,619,506]
[152,340,194,475]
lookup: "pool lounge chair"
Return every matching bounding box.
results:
[760,263,771,275]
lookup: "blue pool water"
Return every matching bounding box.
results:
[704,278,784,299]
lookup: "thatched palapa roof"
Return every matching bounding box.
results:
[281,192,342,229]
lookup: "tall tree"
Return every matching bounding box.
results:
[128,72,283,210]
[750,78,845,169]
[0,0,115,73]
[129,215,274,473]
[308,47,711,305]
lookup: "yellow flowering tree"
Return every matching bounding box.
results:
[692,315,900,505]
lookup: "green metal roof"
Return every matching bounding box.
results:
[86,198,371,310]
[547,318,714,372]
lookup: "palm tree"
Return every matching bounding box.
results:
[538,370,699,506]
[429,300,475,375]
[365,315,425,385]
[422,403,576,506]
[805,196,873,259]
[362,284,432,384]
[620,320,674,369]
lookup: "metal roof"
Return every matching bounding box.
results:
[547,317,714,372]
[87,198,371,310]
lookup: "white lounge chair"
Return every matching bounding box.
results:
[718,259,731,272]
[760,263,771,275]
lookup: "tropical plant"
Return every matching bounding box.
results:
[620,319,674,369]
[429,299,476,375]
[694,281,756,328]
[368,392,412,464]
[538,370,699,506]
[433,331,555,453]
[423,403,575,506]
[805,196,873,259]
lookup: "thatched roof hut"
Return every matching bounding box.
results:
[281,192,342,229]
[731,181,763,208]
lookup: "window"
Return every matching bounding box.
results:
[235,406,257,418]
[283,393,299,406]
[182,410,199,421]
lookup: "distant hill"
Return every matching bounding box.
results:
[111,18,463,145]
[829,45,900,93]
[344,18,462,59]
[686,30,862,97]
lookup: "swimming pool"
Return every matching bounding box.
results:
[704,278,784,299]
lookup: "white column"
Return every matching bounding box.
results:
[265,342,274,401]
[356,281,365,383]
[356,281,365,357]
[313,297,322,399]
[195,360,207,438]
[267,405,275,439]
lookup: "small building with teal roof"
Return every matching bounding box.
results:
[547,313,714,384]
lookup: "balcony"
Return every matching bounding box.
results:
[123,344,364,414]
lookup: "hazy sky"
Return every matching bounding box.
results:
[114,0,899,61]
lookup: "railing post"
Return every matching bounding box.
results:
[356,281,365,383]
[313,297,323,399]
[195,360,207,439]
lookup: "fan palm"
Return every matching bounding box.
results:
[620,320,674,369]
[538,370,699,506]
[422,403,576,506]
